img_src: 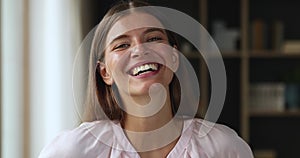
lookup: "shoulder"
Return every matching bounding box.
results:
[38,120,117,158]
[187,118,253,158]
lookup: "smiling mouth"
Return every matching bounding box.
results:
[130,63,160,76]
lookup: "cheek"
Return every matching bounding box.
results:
[105,54,122,72]
[106,53,129,84]
[165,68,175,84]
[151,43,174,64]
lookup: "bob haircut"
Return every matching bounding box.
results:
[83,1,182,122]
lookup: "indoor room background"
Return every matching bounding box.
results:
[1,0,300,158]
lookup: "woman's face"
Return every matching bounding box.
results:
[100,12,179,98]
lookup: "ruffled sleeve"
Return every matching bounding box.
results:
[38,121,128,158]
[38,129,88,158]
[186,119,254,158]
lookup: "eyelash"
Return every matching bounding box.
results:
[112,36,164,51]
[147,36,163,42]
[113,43,130,50]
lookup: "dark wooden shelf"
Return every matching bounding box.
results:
[249,50,300,58]
[250,110,300,117]
[221,51,242,58]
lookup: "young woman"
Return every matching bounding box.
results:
[39,1,253,157]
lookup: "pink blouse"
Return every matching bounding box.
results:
[39,118,253,158]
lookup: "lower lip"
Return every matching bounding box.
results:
[132,69,160,79]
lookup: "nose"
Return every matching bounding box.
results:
[131,43,149,58]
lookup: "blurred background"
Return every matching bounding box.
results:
[1,0,300,158]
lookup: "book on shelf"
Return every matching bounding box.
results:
[249,83,285,112]
[250,19,285,53]
[250,19,267,50]
[254,149,277,158]
[283,40,300,54]
[271,20,284,51]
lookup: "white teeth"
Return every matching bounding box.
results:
[141,65,145,71]
[132,63,158,76]
[145,64,149,70]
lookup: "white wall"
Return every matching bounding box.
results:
[2,0,25,157]
[1,0,82,157]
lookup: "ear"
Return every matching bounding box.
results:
[98,62,113,85]
[171,45,179,72]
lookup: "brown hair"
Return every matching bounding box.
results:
[82,0,181,122]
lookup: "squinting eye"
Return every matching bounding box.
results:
[147,37,162,42]
[113,43,130,51]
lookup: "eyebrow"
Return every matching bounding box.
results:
[107,27,167,46]
[143,27,166,35]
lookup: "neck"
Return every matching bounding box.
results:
[120,94,183,157]
[120,85,174,132]
[122,99,173,132]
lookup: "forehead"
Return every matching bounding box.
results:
[106,12,165,43]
